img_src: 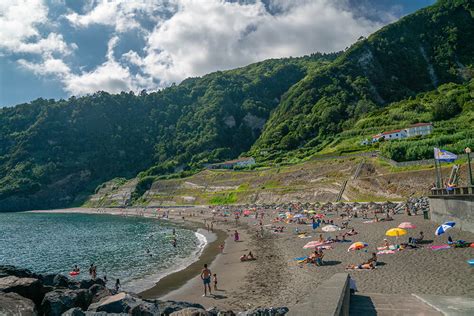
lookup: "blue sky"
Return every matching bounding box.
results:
[0,0,435,108]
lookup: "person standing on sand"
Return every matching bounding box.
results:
[234,230,240,242]
[200,264,212,296]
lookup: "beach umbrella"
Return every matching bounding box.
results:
[348,242,368,252]
[322,225,340,232]
[294,214,304,219]
[303,241,327,249]
[398,222,416,229]
[314,214,325,218]
[307,210,317,214]
[435,221,456,236]
[243,210,251,216]
[385,228,407,237]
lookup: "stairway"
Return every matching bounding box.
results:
[335,160,365,202]
[350,293,442,316]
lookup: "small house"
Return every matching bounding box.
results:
[404,122,433,137]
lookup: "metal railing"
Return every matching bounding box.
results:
[430,186,474,197]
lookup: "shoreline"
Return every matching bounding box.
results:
[26,207,226,298]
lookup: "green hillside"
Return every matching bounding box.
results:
[250,0,474,156]
[0,0,473,211]
[0,54,334,211]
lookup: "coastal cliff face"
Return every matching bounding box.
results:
[0,265,288,316]
[0,0,473,211]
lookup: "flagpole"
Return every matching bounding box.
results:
[434,158,440,188]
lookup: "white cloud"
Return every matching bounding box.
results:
[65,0,174,33]
[0,0,74,56]
[129,0,387,86]
[9,0,397,98]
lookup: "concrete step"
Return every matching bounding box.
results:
[350,293,442,316]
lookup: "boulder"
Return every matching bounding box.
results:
[0,276,44,305]
[238,307,289,316]
[158,300,205,315]
[88,284,111,303]
[62,307,86,316]
[130,301,160,316]
[0,291,37,316]
[0,265,39,279]
[217,310,235,316]
[53,274,71,288]
[41,289,92,316]
[79,278,106,289]
[170,307,209,316]
[87,293,143,313]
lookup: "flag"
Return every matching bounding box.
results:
[434,148,457,162]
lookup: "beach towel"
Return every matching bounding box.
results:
[430,245,451,251]
[298,235,312,239]
[363,220,375,224]
[377,245,397,251]
[345,267,376,271]
[377,250,396,255]
[293,257,307,261]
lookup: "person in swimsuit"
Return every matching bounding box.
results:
[200,264,212,296]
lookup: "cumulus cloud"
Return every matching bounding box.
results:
[6,0,399,98]
[65,0,175,33]
[129,0,387,85]
[0,0,73,55]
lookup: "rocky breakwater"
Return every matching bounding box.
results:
[0,266,288,316]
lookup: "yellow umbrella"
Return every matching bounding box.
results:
[308,210,316,214]
[385,228,407,237]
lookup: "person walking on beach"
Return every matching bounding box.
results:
[200,264,212,296]
[234,230,240,242]
[213,273,218,291]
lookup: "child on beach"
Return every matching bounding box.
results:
[218,244,224,253]
[213,273,218,291]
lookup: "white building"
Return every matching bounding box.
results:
[207,157,256,169]
[404,122,433,137]
[372,129,406,142]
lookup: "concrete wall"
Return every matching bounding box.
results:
[289,273,350,316]
[429,195,474,233]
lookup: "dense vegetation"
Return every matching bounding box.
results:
[0,55,334,211]
[249,0,474,157]
[0,0,472,211]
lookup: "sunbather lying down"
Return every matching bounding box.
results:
[346,262,375,270]
[240,252,257,262]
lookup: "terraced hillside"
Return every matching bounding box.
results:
[86,157,470,207]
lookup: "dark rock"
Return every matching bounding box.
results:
[42,273,59,286]
[89,284,111,303]
[79,278,106,289]
[0,265,39,279]
[0,276,44,305]
[87,293,142,313]
[0,291,37,316]
[130,300,160,316]
[53,275,70,288]
[62,307,86,316]
[170,307,209,316]
[238,307,289,316]
[217,310,235,316]
[158,300,205,315]
[41,289,92,316]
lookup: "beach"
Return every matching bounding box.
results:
[30,205,474,312]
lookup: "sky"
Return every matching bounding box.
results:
[0,0,435,107]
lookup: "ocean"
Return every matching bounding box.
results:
[0,212,206,292]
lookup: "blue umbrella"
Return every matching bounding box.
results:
[435,221,455,236]
[294,214,304,218]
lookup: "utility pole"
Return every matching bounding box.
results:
[465,147,473,186]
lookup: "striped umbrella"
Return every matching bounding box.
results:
[348,242,368,252]
[322,225,340,232]
[435,221,455,236]
[398,222,416,229]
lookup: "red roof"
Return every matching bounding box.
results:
[382,129,402,135]
[409,122,432,127]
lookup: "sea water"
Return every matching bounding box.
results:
[0,212,205,292]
